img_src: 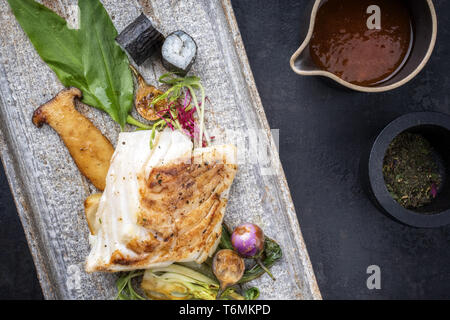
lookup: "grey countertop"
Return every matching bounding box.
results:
[2,0,450,299]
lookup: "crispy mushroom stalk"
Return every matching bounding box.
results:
[131,65,167,121]
[32,87,114,191]
[84,193,102,235]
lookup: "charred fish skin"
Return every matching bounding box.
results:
[85,130,237,272]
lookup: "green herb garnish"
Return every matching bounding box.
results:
[116,270,146,300]
[153,73,202,103]
[149,73,209,149]
[7,0,145,129]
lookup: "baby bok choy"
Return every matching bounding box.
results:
[141,264,250,300]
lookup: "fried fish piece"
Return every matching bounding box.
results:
[85,130,237,272]
[32,88,114,190]
[84,193,103,235]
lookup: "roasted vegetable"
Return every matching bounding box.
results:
[231,223,275,280]
[116,13,164,65]
[220,224,282,283]
[231,223,265,258]
[84,193,102,235]
[32,88,114,191]
[212,249,245,298]
[130,65,167,121]
[141,264,245,300]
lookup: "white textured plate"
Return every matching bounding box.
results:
[0,0,321,299]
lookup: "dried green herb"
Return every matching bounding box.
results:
[383,132,442,209]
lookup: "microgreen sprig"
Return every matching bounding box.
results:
[149,73,209,149]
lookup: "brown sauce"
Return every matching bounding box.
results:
[310,0,412,86]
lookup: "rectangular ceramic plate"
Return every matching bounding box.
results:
[0,0,321,299]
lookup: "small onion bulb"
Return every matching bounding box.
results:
[231,223,275,280]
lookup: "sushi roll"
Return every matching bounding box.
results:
[161,30,197,76]
[116,13,164,65]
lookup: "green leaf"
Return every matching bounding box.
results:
[219,224,234,250]
[244,287,260,300]
[239,238,282,284]
[7,0,134,129]
[78,0,133,128]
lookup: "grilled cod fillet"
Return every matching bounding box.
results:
[85,130,237,272]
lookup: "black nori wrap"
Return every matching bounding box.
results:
[116,13,164,65]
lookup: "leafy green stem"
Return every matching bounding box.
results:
[150,119,166,149]
[239,238,282,284]
[126,115,152,130]
[116,270,146,300]
[255,257,276,280]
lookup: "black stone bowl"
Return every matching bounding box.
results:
[367,112,450,228]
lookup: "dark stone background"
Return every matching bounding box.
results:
[1,0,450,299]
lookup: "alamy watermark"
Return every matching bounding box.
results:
[187,128,280,176]
[366,265,381,290]
[366,5,381,30]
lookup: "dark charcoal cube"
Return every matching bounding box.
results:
[116,13,164,65]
